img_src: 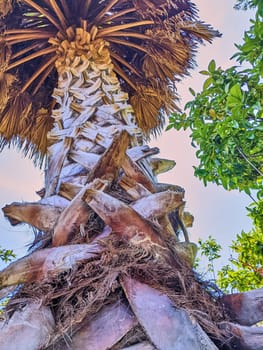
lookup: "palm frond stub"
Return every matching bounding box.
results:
[0,0,220,160]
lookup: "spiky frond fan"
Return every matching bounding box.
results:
[0,0,220,161]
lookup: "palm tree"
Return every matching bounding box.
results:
[0,1,262,349]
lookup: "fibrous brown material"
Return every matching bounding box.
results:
[4,236,227,349]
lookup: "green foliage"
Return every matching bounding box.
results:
[0,246,15,263]
[196,236,222,281]
[169,0,263,293]
[168,4,263,194]
[198,235,222,262]
[168,60,263,192]
[217,227,263,292]
[247,189,263,230]
[196,226,263,293]
[0,247,15,314]
[233,4,263,74]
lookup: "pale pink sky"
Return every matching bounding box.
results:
[0,1,254,269]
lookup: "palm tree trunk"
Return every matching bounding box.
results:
[45,37,150,193]
[1,32,262,350]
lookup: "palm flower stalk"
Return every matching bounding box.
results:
[0,1,262,349]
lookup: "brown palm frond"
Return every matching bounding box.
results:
[100,7,137,24]
[130,82,180,134]
[23,108,54,162]
[97,20,153,37]
[162,86,180,115]
[5,32,53,43]
[106,37,149,54]
[49,0,68,30]
[7,46,56,71]
[59,0,71,19]
[0,40,14,112]
[178,21,222,43]
[109,51,142,78]
[0,92,32,141]
[112,59,137,91]
[93,0,119,23]
[81,0,92,17]
[0,40,11,68]
[21,54,57,93]
[5,29,54,35]
[11,42,44,60]
[132,0,174,18]
[0,0,12,18]
[163,13,222,43]
[103,30,151,40]
[156,81,180,114]
[8,118,53,167]
[32,60,56,95]
[132,0,197,19]
[130,86,164,134]
[0,72,16,114]
[142,33,191,81]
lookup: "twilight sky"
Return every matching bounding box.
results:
[0,1,254,270]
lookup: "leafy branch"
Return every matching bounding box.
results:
[169,0,263,293]
[0,247,16,263]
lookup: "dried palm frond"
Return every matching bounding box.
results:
[132,0,198,19]
[0,0,220,164]
[0,92,32,140]
[0,72,16,113]
[22,108,54,166]
[130,86,164,134]
[160,84,181,115]
[177,20,220,43]
[0,0,12,18]
[0,40,11,67]
[130,84,179,134]
[143,30,191,80]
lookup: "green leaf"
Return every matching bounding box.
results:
[230,120,239,128]
[203,77,213,90]
[229,84,243,100]
[165,124,174,131]
[208,59,216,73]
[199,70,210,75]
[189,87,196,96]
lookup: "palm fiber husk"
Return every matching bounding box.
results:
[5,234,230,349]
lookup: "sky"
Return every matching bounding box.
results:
[0,1,255,271]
